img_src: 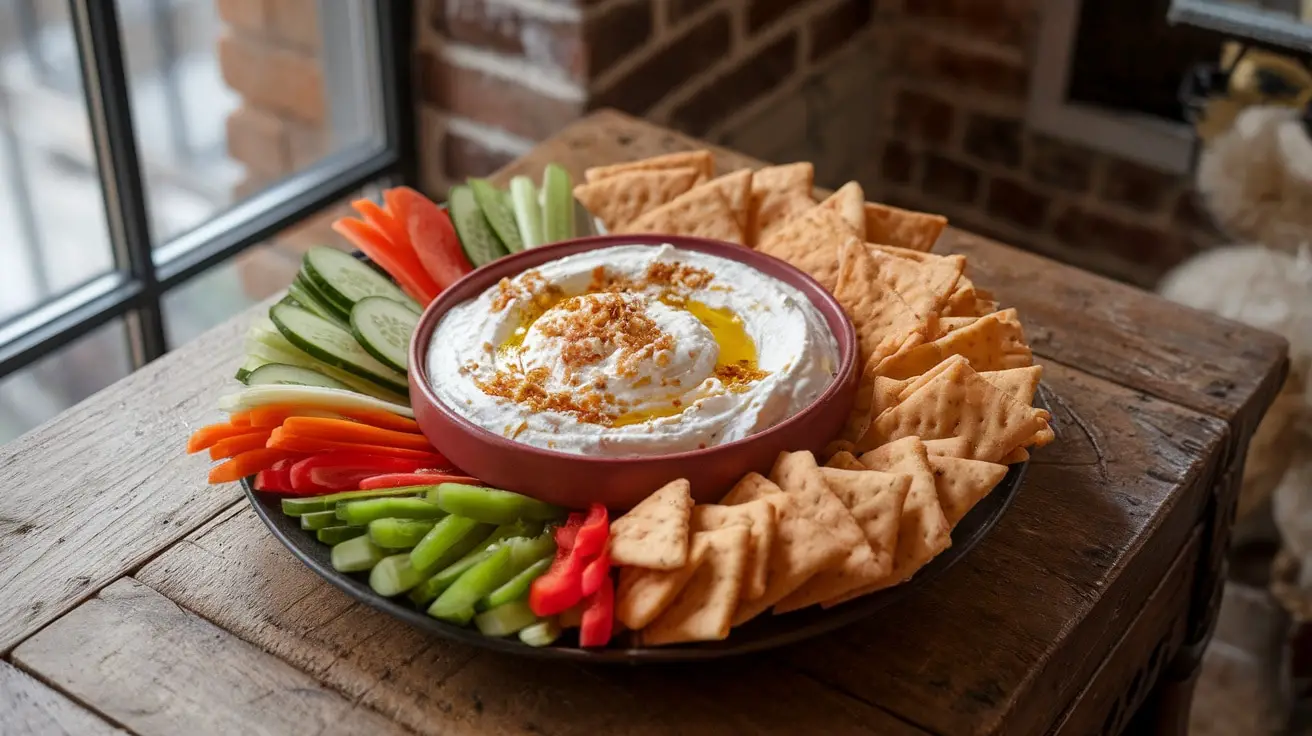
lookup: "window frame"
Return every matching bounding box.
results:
[0,0,416,376]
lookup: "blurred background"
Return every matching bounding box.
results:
[6,1,1312,732]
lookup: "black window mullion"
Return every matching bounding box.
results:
[69,0,168,368]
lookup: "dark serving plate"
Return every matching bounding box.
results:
[241,389,1044,663]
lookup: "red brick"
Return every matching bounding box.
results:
[922,153,979,204]
[225,106,291,178]
[218,34,326,124]
[584,0,653,79]
[670,33,798,136]
[903,0,1033,50]
[962,112,1022,166]
[748,0,801,32]
[1028,134,1095,193]
[901,34,1028,98]
[1099,157,1179,214]
[268,0,320,51]
[287,122,326,170]
[893,88,954,145]
[216,0,268,34]
[809,0,873,62]
[591,13,732,114]
[986,177,1048,230]
[881,140,915,184]
[1051,205,1188,272]
[438,0,586,83]
[444,128,519,181]
[417,52,584,141]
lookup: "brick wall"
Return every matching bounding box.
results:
[413,0,1222,287]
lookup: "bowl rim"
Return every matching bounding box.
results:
[408,234,859,466]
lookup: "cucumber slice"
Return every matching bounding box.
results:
[317,526,366,545]
[288,276,349,326]
[282,486,427,516]
[331,535,387,573]
[269,303,408,395]
[449,185,508,267]
[246,326,408,404]
[350,297,418,374]
[510,176,544,249]
[245,363,350,391]
[303,245,420,312]
[518,620,562,647]
[541,164,575,244]
[299,510,341,531]
[469,178,523,254]
[235,356,268,383]
[474,600,538,637]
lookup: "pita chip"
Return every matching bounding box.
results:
[572,167,702,231]
[873,308,1033,380]
[922,436,973,458]
[863,358,1049,462]
[833,239,928,366]
[818,181,867,238]
[927,455,1008,525]
[867,247,965,321]
[943,279,981,317]
[770,451,884,612]
[755,206,860,292]
[978,365,1042,407]
[731,494,846,625]
[615,541,708,630]
[749,162,815,244]
[585,150,714,183]
[935,316,980,338]
[999,446,1030,464]
[700,168,753,232]
[864,201,948,252]
[691,499,777,601]
[720,471,782,505]
[825,450,866,470]
[830,437,950,602]
[817,467,911,581]
[619,185,744,245]
[869,243,937,263]
[639,526,751,645]
[896,354,970,402]
[609,478,694,570]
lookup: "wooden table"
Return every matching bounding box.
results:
[0,111,1289,736]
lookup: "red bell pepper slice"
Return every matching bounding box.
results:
[528,504,609,617]
[288,453,437,494]
[255,459,297,493]
[578,574,615,648]
[357,473,480,490]
[580,550,610,598]
[387,187,473,290]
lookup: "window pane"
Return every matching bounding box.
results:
[162,193,358,348]
[0,1,115,323]
[0,318,131,444]
[114,0,383,247]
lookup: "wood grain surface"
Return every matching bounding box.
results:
[12,579,411,736]
[136,507,931,736]
[0,661,126,736]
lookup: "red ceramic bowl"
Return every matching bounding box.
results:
[408,234,858,510]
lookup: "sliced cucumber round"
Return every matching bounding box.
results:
[235,356,269,383]
[449,184,508,267]
[245,363,351,390]
[303,246,420,312]
[269,302,408,395]
[469,178,523,254]
[288,275,349,326]
[350,297,419,373]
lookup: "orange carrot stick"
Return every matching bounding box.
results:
[332,218,439,304]
[208,429,275,460]
[187,421,254,454]
[229,410,253,427]
[338,407,422,433]
[248,404,342,428]
[280,417,433,451]
[208,448,301,484]
[353,198,409,253]
[267,429,443,461]
[247,404,420,433]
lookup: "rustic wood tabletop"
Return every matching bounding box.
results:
[0,110,1290,736]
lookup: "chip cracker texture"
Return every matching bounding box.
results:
[572,167,702,232]
[863,201,947,252]
[691,499,776,601]
[609,478,694,570]
[615,542,709,630]
[638,526,751,645]
[584,150,715,183]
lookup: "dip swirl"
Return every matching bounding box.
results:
[427,244,839,456]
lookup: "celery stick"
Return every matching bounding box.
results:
[478,557,551,612]
[518,620,562,647]
[282,486,431,516]
[427,483,564,525]
[336,497,445,525]
[331,535,386,573]
[369,518,437,550]
[409,515,484,573]
[428,545,514,625]
[510,176,544,249]
[299,510,340,530]
[474,600,538,637]
[370,553,426,596]
[407,522,526,606]
[317,526,366,545]
[541,164,575,244]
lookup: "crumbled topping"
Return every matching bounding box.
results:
[715,362,770,392]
